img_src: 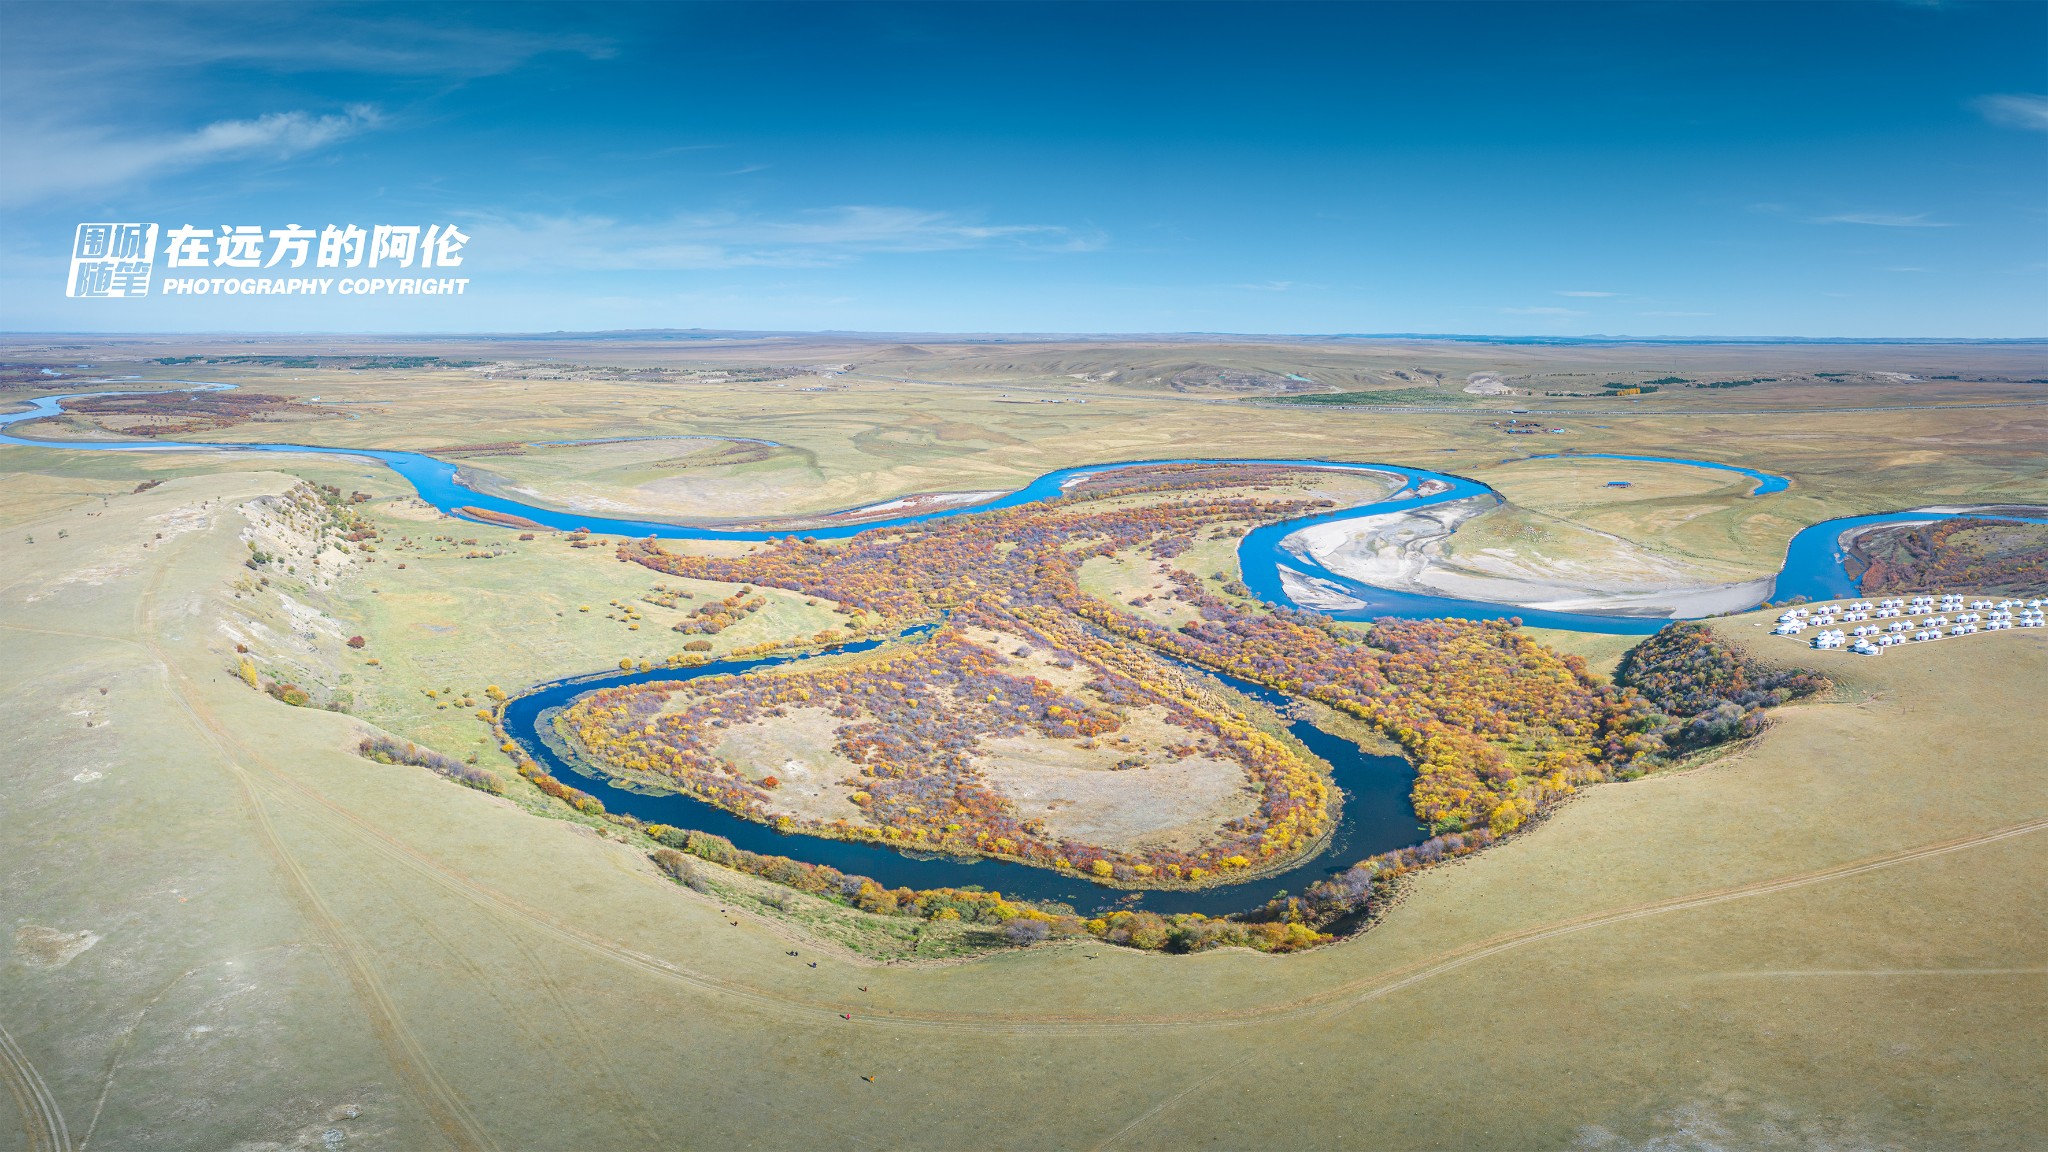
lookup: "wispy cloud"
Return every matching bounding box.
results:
[1810,211,1952,228]
[1974,93,2048,132]
[2,106,381,207]
[1501,305,1585,316]
[3,8,613,89]
[1555,290,1616,298]
[474,207,1105,271]
[0,7,607,206]
[1640,311,1712,317]
[1239,281,1294,292]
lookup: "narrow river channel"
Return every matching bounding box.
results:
[10,382,2045,915]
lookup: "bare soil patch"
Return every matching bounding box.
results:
[15,924,101,968]
[712,706,872,825]
[976,711,1255,853]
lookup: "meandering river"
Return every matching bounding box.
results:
[9,383,2043,914]
[504,641,1419,916]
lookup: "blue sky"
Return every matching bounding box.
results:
[3,1,2044,336]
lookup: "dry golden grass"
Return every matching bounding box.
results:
[3,338,2044,1147]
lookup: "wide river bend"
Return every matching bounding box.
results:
[9,383,2044,915]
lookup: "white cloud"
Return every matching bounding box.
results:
[472,207,1104,271]
[1500,305,1585,316]
[1239,281,1294,292]
[1810,211,1952,228]
[1556,290,1616,297]
[3,9,612,90]
[1974,93,2048,132]
[1640,311,1712,317]
[0,6,604,206]
[1,107,380,207]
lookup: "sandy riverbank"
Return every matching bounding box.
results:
[1284,498,1777,619]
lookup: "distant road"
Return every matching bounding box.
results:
[838,372,2048,417]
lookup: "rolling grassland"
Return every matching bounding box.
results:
[3,340,2043,1148]
[0,468,2039,1149]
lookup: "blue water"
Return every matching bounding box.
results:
[1524,452,1791,495]
[11,383,2043,912]
[15,382,2010,634]
[504,641,1418,917]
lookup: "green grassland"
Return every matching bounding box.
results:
[4,337,2046,1147]
[3,471,2042,1148]
[337,524,842,767]
[13,338,2044,539]
[1447,456,1797,583]
[452,437,832,522]
[1515,626,1644,680]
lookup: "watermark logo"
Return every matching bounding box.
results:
[68,223,159,298]
[65,223,471,298]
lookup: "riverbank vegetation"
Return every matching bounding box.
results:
[1614,622,1829,757]
[1847,516,2048,596]
[508,464,1837,953]
[575,468,1352,885]
[11,451,2041,1147]
[639,825,1331,954]
[533,468,1788,937]
[358,733,504,794]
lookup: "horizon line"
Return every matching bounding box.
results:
[3,329,2045,346]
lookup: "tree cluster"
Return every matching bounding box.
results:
[358,733,504,794]
[1614,622,1828,755]
[1850,517,2048,597]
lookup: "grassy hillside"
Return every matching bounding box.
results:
[2,460,2042,1148]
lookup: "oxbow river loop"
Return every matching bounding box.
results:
[9,383,2045,914]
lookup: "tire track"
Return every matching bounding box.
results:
[136,537,497,1152]
[75,946,303,1152]
[116,494,2048,1048]
[190,679,2048,1036]
[137,515,654,1146]
[319,820,664,1148]
[1089,815,2048,1148]
[0,1019,69,1152]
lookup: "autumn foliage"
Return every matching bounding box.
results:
[358,734,504,794]
[495,464,1818,953]
[1848,517,2048,596]
[1615,622,1827,755]
[599,467,1639,870]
